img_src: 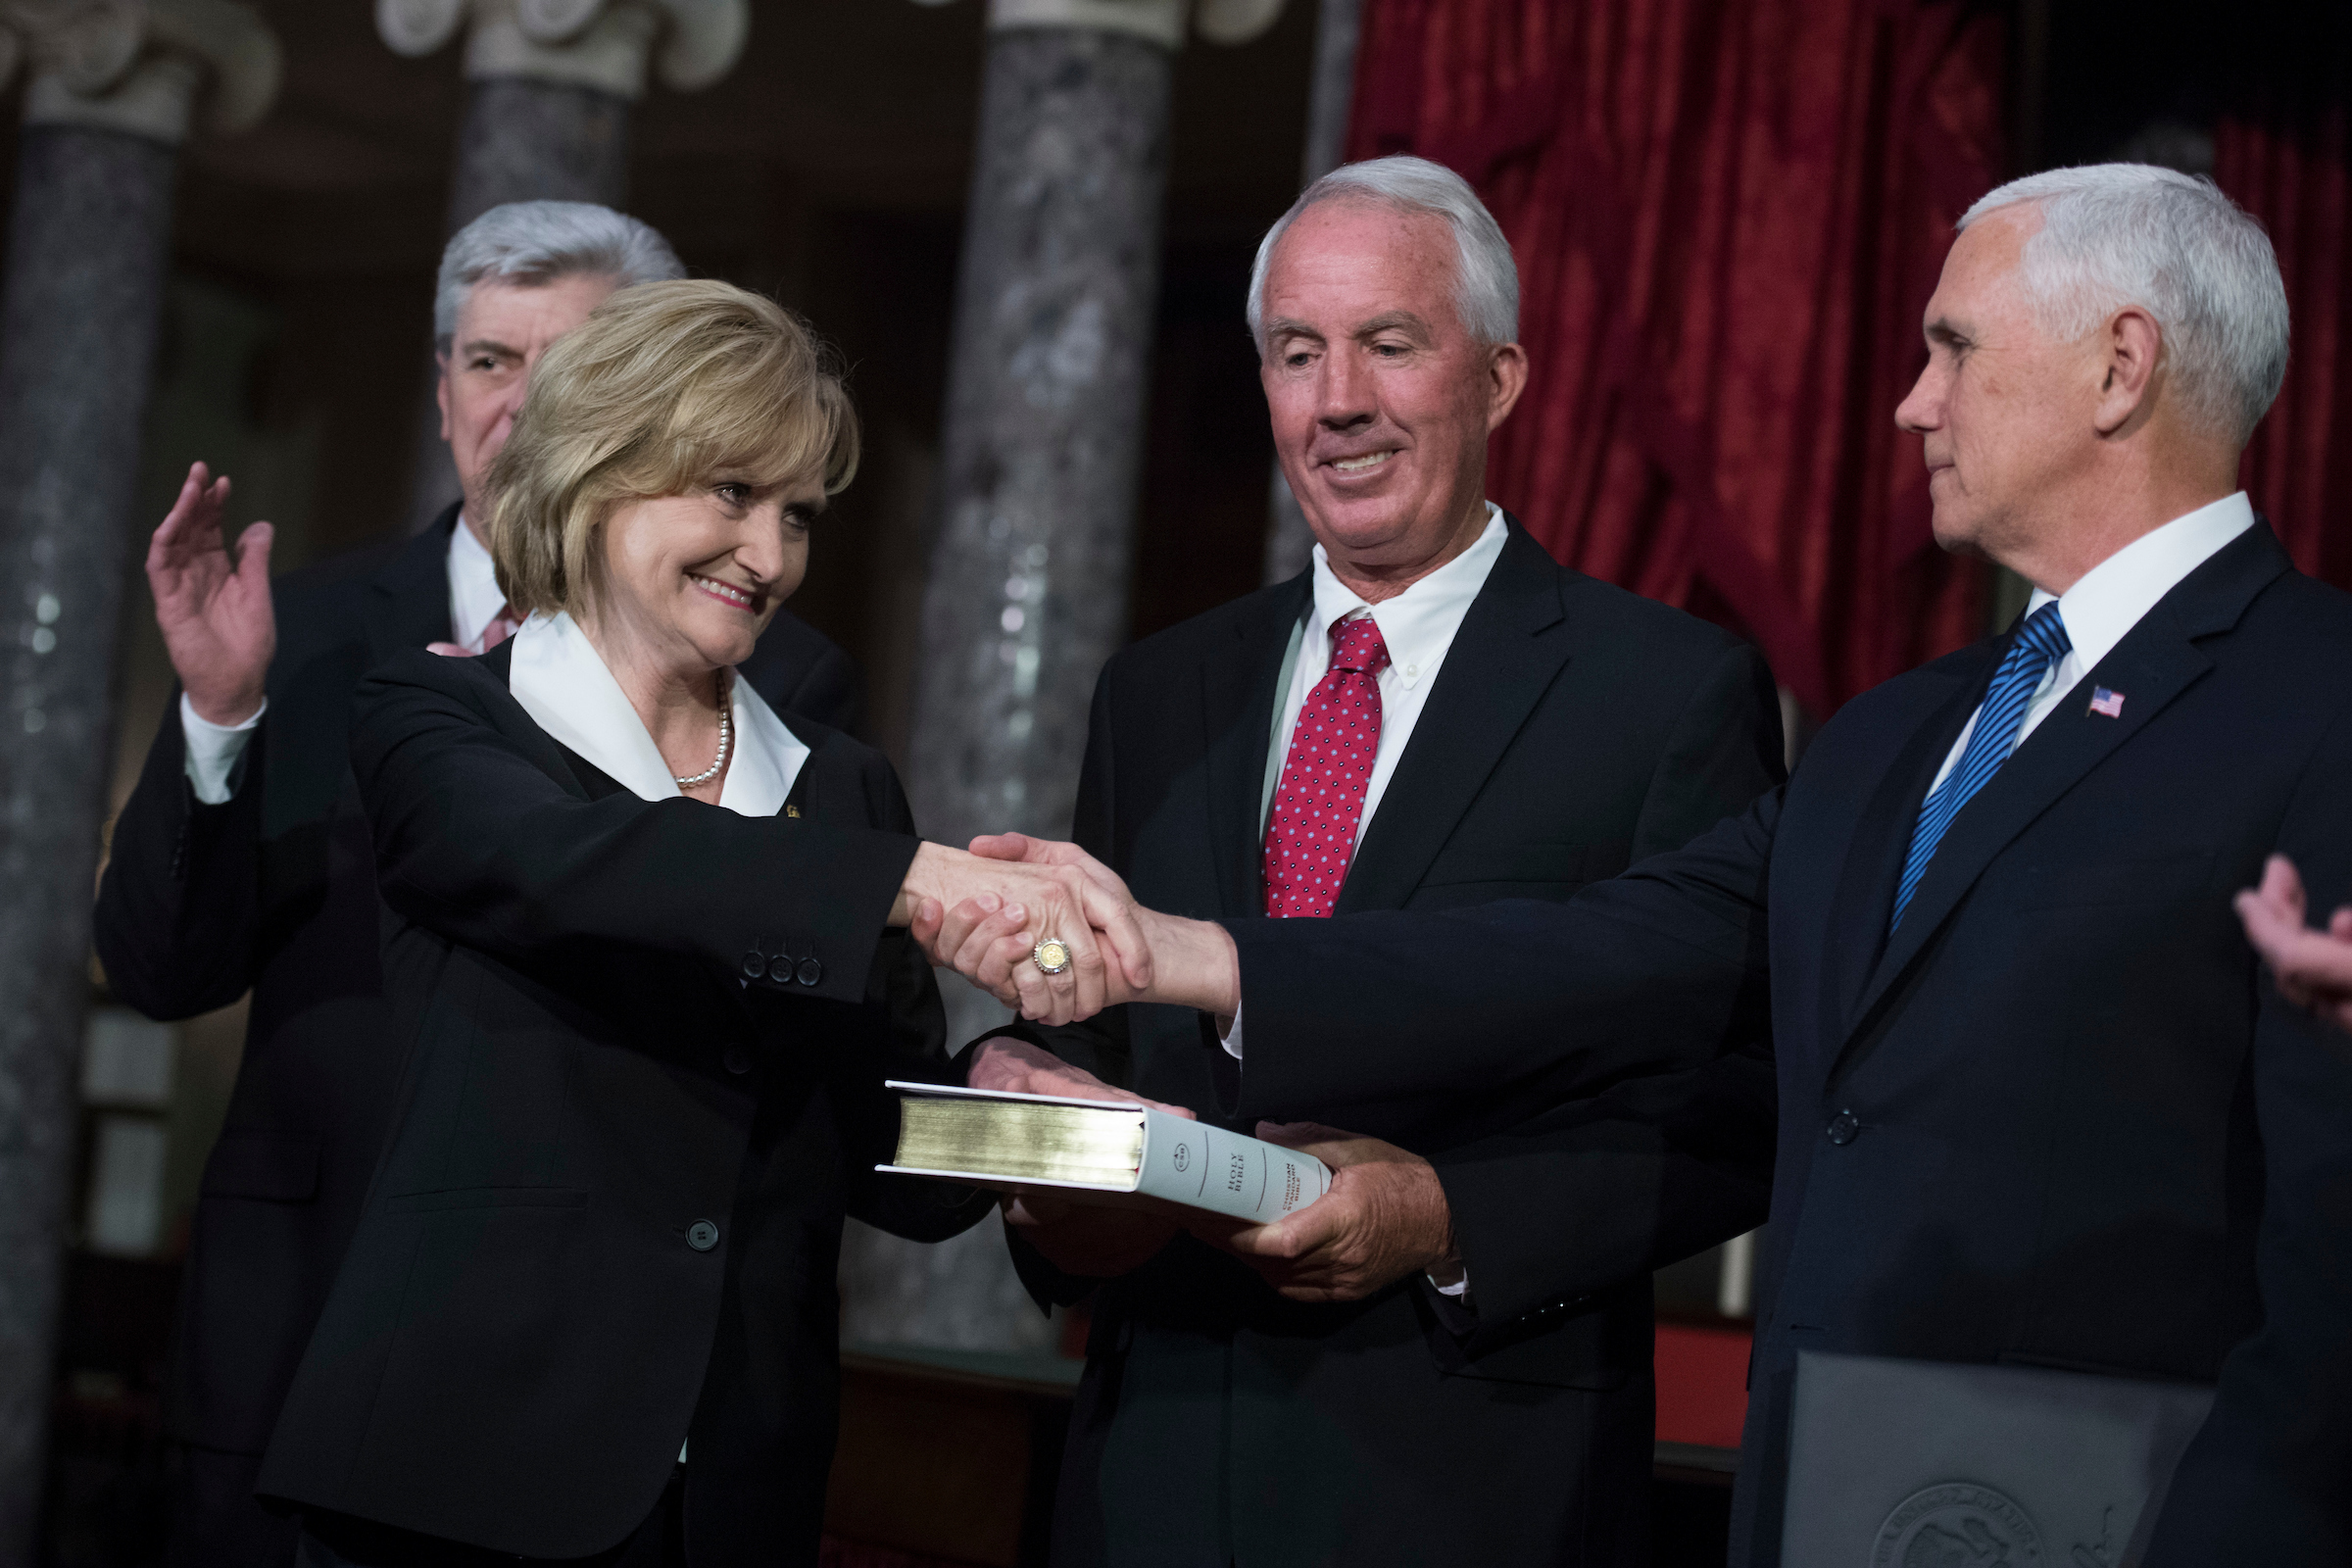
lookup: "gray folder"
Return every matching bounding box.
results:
[1781,1350,2214,1567]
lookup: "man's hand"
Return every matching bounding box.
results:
[915,834,1243,1024]
[895,840,1153,1026]
[2237,854,2352,1033]
[1197,1122,1460,1303]
[148,462,274,726]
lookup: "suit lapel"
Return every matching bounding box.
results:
[1200,574,1311,919]
[1838,522,2295,1059]
[367,505,460,663]
[1818,657,1986,1034]
[1337,524,1570,914]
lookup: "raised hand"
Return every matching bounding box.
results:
[2236,854,2352,1033]
[1195,1122,1459,1303]
[148,462,274,724]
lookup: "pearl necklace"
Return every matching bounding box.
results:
[674,669,733,788]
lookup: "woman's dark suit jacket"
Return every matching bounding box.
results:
[256,640,986,1565]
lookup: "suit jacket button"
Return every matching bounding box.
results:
[1826,1110,1859,1146]
[687,1220,720,1251]
[741,951,766,979]
[723,1048,752,1075]
[768,956,794,985]
[795,956,823,987]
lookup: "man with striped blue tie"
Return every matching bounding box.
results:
[936,163,2352,1567]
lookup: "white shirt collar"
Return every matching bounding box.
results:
[446,514,512,653]
[505,611,808,817]
[1307,502,1507,684]
[2024,492,2256,672]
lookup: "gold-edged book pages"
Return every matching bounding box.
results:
[892,1096,1145,1188]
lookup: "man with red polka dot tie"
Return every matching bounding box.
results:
[1263,615,1390,916]
[943,155,1787,1568]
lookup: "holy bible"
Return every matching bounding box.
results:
[877,1081,1332,1223]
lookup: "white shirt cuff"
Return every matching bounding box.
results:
[1434,1271,1469,1299]
[1219,1003,1243,1060]
[180,693,264,807]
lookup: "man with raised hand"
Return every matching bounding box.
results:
[946,156,1785,1568]
[95,202,860,1566]
[951,165,2352,1566]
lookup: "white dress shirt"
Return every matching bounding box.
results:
[1928,492,2255,792]
[180,515,511,806]
[507,611,808,816]
[445,514,514,655]
[1256,503,1509,842]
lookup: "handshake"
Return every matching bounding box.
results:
[892,832,1242,1028]
[889,834,1463,1304]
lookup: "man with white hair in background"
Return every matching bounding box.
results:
[962,164,2352,1564]
[93,202,861,1566]
[956,155,1787,1566]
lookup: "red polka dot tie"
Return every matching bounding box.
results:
[1262,616,1390,918]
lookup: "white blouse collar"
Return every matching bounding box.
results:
[506,612,809,817]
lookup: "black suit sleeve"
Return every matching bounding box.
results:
[1222,786,1778,1124]
[2145,710,2352,1566]
[1434,640,1783,1321]
[93,695,266,1019]
[350,650,916,1005]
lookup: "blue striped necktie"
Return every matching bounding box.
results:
[1890,602,2072,931]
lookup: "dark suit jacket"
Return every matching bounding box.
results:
[1007,519,1787,1567]
[91,507,861,1485]
[255,640,985,1564]
[1213,522,2352,1567]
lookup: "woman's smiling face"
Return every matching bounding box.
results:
[595,477,823,676]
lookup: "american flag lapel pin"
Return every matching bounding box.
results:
[2087,687,2126,718]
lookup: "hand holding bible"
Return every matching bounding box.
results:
[959,1038,1196,1281]
[1198,1122,1460,1304]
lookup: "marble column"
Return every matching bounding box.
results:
[1261,0,1360,584]
[0,7,277,1558]
[382,0,749,528]
[847,0,1288,1353]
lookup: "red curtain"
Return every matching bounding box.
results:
[1347,0,2005,719]
[2217,50,2352,589]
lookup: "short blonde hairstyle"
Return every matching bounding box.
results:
[482,278,860,616]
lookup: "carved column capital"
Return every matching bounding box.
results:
[909,0,1288,49]
[377,0,748,100]
[0,0,279,143]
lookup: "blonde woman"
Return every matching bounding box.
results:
[258,281,1140,1567]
